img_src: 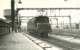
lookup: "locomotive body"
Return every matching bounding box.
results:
[27,16,51,37]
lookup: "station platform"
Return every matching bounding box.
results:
[0,32,43,50]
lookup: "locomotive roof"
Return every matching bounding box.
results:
[37,15,48,17]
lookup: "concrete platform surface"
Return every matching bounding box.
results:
[0,32,43,50]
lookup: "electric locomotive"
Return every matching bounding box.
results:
[27,15,51,37]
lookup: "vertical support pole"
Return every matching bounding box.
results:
[16,9,21,32]
[56,18,58,28]
[69,16,72,32]
[11,0,15,32]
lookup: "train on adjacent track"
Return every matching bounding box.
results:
[0,19,10,35]
[27,15,52,37]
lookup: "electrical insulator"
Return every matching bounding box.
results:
[64,0,68,1]
[18,0,22,4]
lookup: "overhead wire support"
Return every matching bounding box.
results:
[17,8,80,10]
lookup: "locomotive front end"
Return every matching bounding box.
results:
[35,16,51,37]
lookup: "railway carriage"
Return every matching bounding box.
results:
[0,19,10,35]
[27,15,51,37]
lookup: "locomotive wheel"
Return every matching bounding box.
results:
[40,33,48,38]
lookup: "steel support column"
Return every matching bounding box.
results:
[11,0,15,31]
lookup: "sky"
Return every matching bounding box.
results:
[0,0,80,23]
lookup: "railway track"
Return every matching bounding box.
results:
[23,32,80,50]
